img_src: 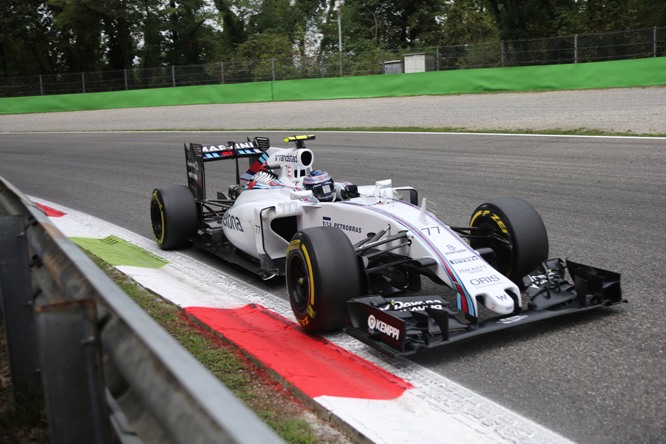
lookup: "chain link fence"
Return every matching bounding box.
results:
[1,27,664,98]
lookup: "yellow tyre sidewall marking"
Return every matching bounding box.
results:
[287,239,316,322]
[300,243,316,319]
[470,209,490,226]
[152,190,166,244]
[470,209,508,235]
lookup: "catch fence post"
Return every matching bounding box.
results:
[172,66,176,87]
[82,72,86,93]
[500,41,505,67]
[574,34,578,63]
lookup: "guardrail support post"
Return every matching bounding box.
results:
[35,299,110,444]
[0,215,41,401]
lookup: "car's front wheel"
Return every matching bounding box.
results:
[469,197,548,285]
[150,185,198,250]
[286,227,361,332]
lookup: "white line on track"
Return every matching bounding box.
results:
[4,129,666,140]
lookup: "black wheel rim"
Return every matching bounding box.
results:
[150,199,163,239]
[288,255,309,312]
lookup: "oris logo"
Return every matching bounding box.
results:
[368,314,400,340]
[469,275,501,286]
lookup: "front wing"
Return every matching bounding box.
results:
[345,259,624,356]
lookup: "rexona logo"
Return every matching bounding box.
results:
[367,314,400,340]
[222,213,244,232]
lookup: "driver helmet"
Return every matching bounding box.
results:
[303,170,335,202]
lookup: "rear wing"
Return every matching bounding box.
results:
[185,137,270,201]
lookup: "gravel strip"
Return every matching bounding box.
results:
[1,87,665,134]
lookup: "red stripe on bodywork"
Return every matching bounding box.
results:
[185,304,412,400]
[36,203,66,217]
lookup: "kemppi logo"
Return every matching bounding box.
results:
[368,314,400,340]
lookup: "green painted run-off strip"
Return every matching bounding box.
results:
[71,236,167,268]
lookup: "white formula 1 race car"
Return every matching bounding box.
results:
[150,135,624,355]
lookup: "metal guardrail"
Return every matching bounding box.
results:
[0,176,284,443]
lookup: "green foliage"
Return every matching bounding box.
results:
[2,0,665,78]
[436,0,499,44]
[0,0,60,76]
[341,0,442,49]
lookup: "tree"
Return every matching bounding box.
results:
[163,0,220,65]
[100,0,140,70]
[48,0,107,72]
[582,0,666,32]
[212,0,249,50]
[137,0,164,68]
[484,0,585,40]
[0,1,61,76]
[431,0,498,45]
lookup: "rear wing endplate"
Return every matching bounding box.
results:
[184,137,270,201]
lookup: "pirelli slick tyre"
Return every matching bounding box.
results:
[286,227,361,333]
[469,197,548,285]
[150,185,197,250]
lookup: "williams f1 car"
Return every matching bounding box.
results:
[150,135,624,356]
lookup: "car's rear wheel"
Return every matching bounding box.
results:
[469,197,548,285]
[150,185,197,250]
[286,227,361,332]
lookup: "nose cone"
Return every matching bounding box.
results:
[481,292,515,315]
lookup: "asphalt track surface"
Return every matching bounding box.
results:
[1,91,665,443]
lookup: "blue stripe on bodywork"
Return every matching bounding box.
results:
[342,200,477,316]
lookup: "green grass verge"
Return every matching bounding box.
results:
[91,253,345,444]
